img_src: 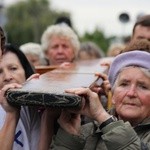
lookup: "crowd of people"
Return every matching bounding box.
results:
[0,14,150,150]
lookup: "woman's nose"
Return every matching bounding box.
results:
[57,46,64,53]
[4,72,13,83]
[126,85,137,97]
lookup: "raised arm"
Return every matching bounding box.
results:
[0,83,21,150]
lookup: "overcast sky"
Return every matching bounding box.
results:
[3,0,150,37]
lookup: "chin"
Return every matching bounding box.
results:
[119,109,139,118]
[120,112,140,120]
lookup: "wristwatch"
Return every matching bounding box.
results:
[99,115,118,130]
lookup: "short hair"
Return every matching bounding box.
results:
[132,14,150,35]
[122,39,150,53]
[20,42,42,56]
[4,43,34,79]
[0,26,6,53]
[41,23,80,58]
[78,41,104,59]
[107,43,125,57]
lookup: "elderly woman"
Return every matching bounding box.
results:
[41,23,80,65]
[77,41,105,61]
[20,42,46,66]
[37,24,80,149]
[50,50,150,149]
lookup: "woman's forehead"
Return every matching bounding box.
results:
[118,67,150,80]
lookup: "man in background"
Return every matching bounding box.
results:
[131,14,150,41]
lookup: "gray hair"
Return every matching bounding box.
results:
[41,23,80,57]
[78,41,105,59]
[20,42,42,56]
[112,66,150,92]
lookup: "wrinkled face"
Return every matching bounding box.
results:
[112,67,150,125]
[0,52,26,89]
[46,36,75,65]
[132,25,150,41]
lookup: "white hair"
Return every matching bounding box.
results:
[20,42,42,56]
[41,23,80,57]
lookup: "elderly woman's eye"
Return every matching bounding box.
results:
[118,82,128,87]
[139,84,148,90]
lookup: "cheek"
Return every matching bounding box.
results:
[0,82,3,89]
[48,50,54,56]
[140,95,150,106]
[48,52,57,61]
[22,75,26,83]
[0,75,4,88]
[112,89,125,105]
[18,70,26,83]
[67,49,75,58]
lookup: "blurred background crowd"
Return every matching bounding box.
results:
[0,0,149,60]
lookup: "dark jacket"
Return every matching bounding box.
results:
[50,117,150,150]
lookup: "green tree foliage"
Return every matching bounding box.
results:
[4,0,113,52]
[80,28,112,54]
[4,0,70,46]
